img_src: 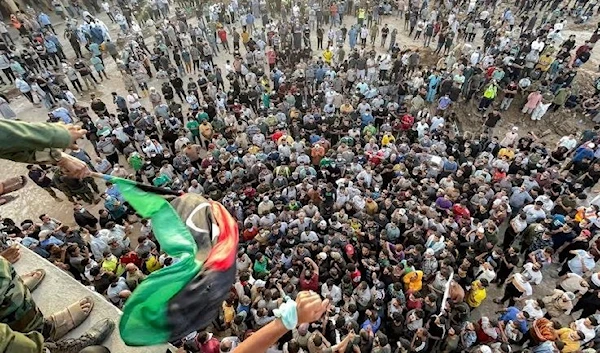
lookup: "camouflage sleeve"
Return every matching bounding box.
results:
[0,257,44,333]
[0,120,71,164]
[0,323,45,353]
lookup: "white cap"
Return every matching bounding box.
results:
[479,346,492,353]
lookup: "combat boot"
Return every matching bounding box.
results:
[45,319,115,353]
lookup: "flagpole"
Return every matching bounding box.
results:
[90,172,184,197]
[439,272,454,316]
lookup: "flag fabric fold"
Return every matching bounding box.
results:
[108,176,238,346]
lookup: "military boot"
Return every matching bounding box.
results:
[45,318,115,353]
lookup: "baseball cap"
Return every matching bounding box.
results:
[345,244,355,256]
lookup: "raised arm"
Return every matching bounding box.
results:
[305,257,319,275]
[234,291,329,353]
[0,120,89,177]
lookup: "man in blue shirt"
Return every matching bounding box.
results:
[105,182,124,202]
[44,33,66,60]
[361,109,374,127]
[38,12,56,34]
[572,143,595,163]
[43,38,59,66]
[50,107,74,124]
[360,310,382,333]
[498,306,529,333]
[246,13,255,33]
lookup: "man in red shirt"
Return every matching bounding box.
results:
[348,263,362,287]
[299,257,319,291]
[196,331,220,353]
[217,27,231,53]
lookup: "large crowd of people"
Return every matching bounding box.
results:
[2,0,600,352]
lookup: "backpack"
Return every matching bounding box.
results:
[530,69,542,80]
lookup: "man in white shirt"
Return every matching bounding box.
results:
[236,251,252,272]
[522,201,547,224]
[574,316,598,344]
[522,298,544,319]
[126,90,142,109]
[321,279,342,305]
[479,10,489,21]
[558,134,578,150]
[531,37,545,52]
[522,262,543,285]
[188,179,204,194]
[470,49,481,65]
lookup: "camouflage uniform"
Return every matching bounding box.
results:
[0,256,45,353]
[0,323,45,353]
[0,119,72,165]
[0,257,45,334]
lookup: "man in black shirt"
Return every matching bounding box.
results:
[90,94,108,117]
[170,74,185,101]
[26,164,63,201]
[483,110,502,134]
[381,24,389,47]
[562,34,576,51]
[74,58,99,89]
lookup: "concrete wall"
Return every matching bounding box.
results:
[12,246,171,353]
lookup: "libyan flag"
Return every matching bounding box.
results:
[109,177,239,346]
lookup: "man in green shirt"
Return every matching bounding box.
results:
[127,151,144,174]
[196,109,209,123]
[186,117,201,144]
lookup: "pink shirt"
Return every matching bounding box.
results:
[525,92,542,109]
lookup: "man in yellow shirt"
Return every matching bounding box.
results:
[466,279,489,308]
[340,101,354,115]
[497,146,515,160]
[323,48,333,65]
[241,29,250,48]
[536,53,554,72]
[381,131,396,146]
[403,270,423,292]
[357,8,366,26]
[555,327,583,353]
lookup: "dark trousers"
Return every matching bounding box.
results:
[22,91,34,103]
[2,68,14,83]
[1,33,13,44]
[44,24,57,34]
[105,151,119,165]
[74,187,95,204]
[572,301,599,318]
[499,282,521,307]
[558,262,571,277]
[70,79,83,93]
[72,43,83,58]
[479,97,493,111]
[503,227,518,250]
[41,185,59,199]
[175,88,186,101]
